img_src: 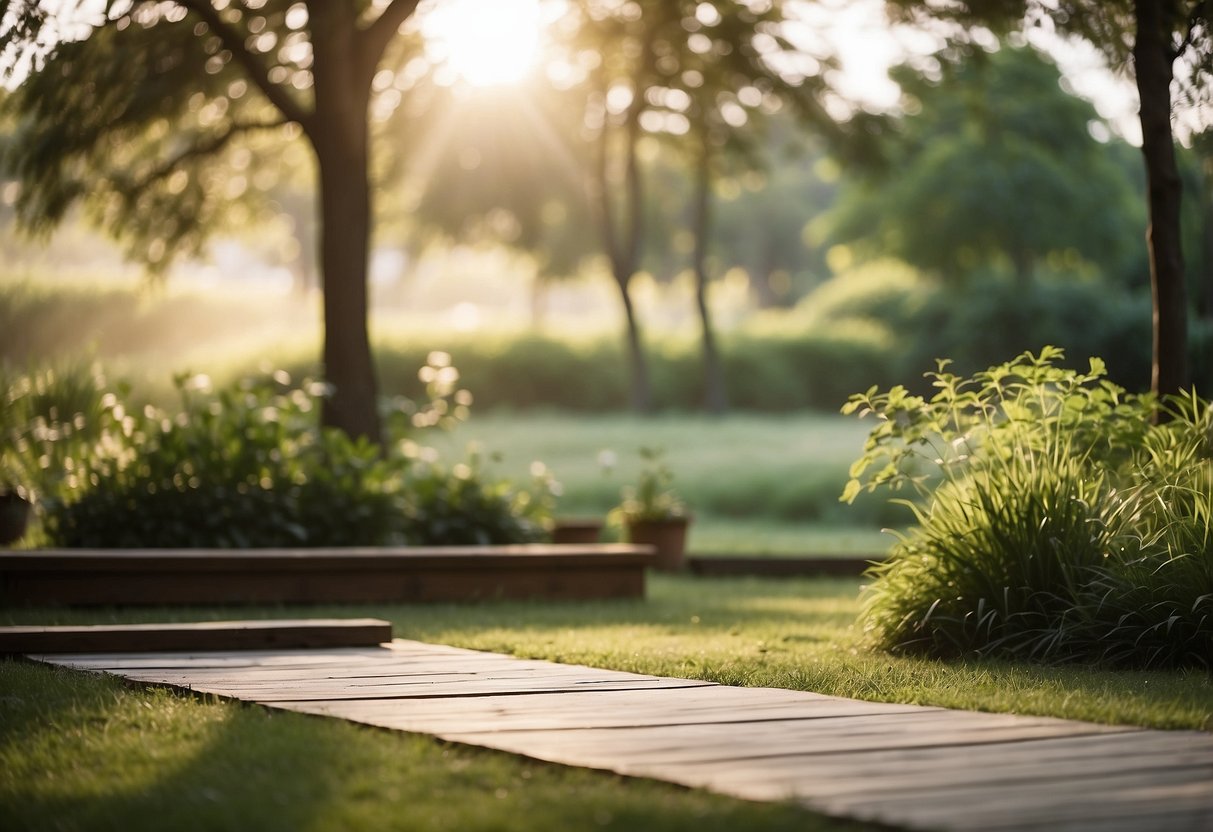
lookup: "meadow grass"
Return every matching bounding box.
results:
[423,412,902,548]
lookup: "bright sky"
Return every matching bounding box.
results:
[419,0,550,87]
[418,0,1146,143]
[786,0,1144,144]
[2,0,1150,143]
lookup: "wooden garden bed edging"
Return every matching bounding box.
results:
[0,545,654,606]
[0,618,393,654]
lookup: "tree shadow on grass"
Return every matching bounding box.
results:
[0,660,355,832]
[0,660,882,832]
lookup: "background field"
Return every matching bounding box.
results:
[422,412,899,554]
[2,279,906,555]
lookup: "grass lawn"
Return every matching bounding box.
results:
[423,412,902,553]
[3,578,1211,830]
[5,576,1210,732]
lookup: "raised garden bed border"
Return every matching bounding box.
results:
[0,545,654,606]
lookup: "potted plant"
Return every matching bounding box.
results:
[611,447,690,571]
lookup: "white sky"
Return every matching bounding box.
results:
[789,0,1145,145]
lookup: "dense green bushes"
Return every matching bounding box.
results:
[7,269,1197,415]
[845,348,1212,669]
[3,360,551,547]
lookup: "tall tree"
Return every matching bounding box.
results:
[662,7,882,414]
[886,0,1212,397]
[1,0,424,442]
[824,46,1142,286]
[552,0,881,412]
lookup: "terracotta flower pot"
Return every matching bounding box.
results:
[625,517,690,572]
[551,518,605,544]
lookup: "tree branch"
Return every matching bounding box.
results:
[1176,0,1210,61]
[358,0,421,83]
[130,117,289,192]
[172,0,314,131]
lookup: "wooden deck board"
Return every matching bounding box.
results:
[30,637,1213,832]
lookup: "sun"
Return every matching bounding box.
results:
[421,0,548,87]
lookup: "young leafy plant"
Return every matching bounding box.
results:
[843,347,1211,669]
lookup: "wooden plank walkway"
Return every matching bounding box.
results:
[30,639,1213,831]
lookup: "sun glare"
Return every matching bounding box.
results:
[421,0,547,87]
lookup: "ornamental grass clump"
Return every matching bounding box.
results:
[843,347,1212,669]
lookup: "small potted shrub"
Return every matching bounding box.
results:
[612,447,690,571]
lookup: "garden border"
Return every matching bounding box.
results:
[0,545,655,606]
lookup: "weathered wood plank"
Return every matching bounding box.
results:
[122,673,717,701]
[0,619,392,653]
[36,639,481,670]
[273,687,942,733]
[655,734,1213,801]
[438,711,1135,768]
[0,545,654,605]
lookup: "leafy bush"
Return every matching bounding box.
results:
[0,359,112,502]
[844,347,1212,669]
[400,449,555,545]
[40,372,409,548]
[5,359,553,548]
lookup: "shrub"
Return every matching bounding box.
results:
[6,359,553,548]
[401,451,555,545]
[0,359,112,504]
[844,347,1212,669]
[40,372,410,548]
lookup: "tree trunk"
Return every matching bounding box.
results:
[692,143,728,414]
[1200,161,1213,321]
[1134,0,1189,398]
[308,13,382,443]
[593,118,653,412]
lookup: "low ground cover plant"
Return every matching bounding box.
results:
[2,358,550,547]
[843,347,1212,669]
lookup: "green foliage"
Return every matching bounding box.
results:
[0,5,300,273]
[614,447,687,522]
[39,371,408,548]
[0,358,112,502]
[400,450,555,545]
[844,347,1212,669]
[2,361,550,548]
[824,46,1143,285]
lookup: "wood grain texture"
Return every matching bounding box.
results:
[0,619,392,653]
[0,546,654,605]
[31,637,1213,832]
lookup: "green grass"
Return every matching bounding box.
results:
[424,412,903,549]
[6,576,1210,732]
[0,660,875,832]
[3,580,1210,830]
[685,520,892,557]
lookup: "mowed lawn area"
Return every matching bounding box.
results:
[422,412,898,555]
[4,578,1211,830]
